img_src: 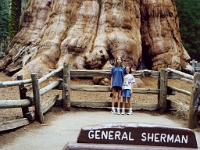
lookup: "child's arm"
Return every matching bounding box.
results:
[131,82,134,94]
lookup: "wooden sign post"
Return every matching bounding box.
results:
[63,123,198,149]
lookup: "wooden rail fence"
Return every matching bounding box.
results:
[0,67,62,132]
[0,63,200,131]
[61,64,200,129]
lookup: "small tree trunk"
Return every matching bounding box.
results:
[10,0,21,41]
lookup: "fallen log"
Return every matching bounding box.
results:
[0,118,29,132]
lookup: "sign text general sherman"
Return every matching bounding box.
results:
[77,123,197,148]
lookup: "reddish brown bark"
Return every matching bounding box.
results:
[0,0,191,79]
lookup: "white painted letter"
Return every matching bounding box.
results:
[167,134,174,143]
[115,131,121,140]
[141,133,147,141]
[154,133,159,142]
[160,134,166,142]
[129,132,134,141]
[174,135,181,143]
[88,130,94,139]
[95,130,100,139]
[182,135,188,144]
[147,133,154,142]
[101,130,108,139]
[121,132,128,140]
[109,131,114,140]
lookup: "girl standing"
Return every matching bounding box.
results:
[110,56,124,114]
[121,66,135,115]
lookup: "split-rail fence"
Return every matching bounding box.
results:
[0,63,200,132]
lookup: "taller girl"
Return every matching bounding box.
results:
[110,56,124,114]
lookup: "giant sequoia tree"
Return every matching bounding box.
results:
[0,0,193,79]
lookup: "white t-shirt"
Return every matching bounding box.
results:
[123,74,135,90]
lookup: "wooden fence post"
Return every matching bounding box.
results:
[31,73,44,123]
[158,69,168,113]
[188,73,200,129]
[17,75,29,117]
[63,63,71,110]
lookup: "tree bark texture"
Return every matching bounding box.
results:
[0,0,191,79]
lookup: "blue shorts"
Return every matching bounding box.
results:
[122,89,131,98]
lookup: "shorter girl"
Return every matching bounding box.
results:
[121,66,135,115]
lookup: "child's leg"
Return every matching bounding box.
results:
[117,90,122,108]
[127,95,132,115]
[111,88,117,113]
[128,97,132,110]
[121,97,126,115]
[127,97,132,109]
[117,90,122,114]
[122,97,126,109]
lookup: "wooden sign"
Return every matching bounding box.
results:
[77,123,198,148]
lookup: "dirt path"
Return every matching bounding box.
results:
[1,109,200,150]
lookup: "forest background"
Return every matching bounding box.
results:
[0,0,200,61]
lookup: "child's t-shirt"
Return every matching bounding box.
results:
[123,74,135,90]
[110,66,124,87]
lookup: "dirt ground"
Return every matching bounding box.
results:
[0,71,198,149]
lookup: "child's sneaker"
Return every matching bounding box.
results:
[121,110,125,115]
[127,111,132,115]
[111,110,116,114]
[117,108,120,115]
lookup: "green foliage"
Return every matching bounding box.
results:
[10,0,21,41]
[0,0,11,47]
[175,0,200,56]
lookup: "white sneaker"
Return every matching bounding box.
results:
[121,111,125,115]
[127,111,132,115]
[111,110,116,114]
[117,111,120,115]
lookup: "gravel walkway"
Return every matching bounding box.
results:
[0,110,200,150]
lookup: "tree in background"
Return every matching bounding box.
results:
[0,0,11,54]
[10,0,21,41]
[175,0,200,61]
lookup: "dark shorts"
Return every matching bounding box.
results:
[122,89,131,98]
[112,86,122,92]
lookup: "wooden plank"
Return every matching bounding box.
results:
[0,118,29,132]
[40,80,61,96]
[158,69,168,113]
[63,63,71,110]
[0,99,31,108]
[167,86,191,96]
[188,73,200,129]
[0,79,32,88]
[31,73,44,124]
[133,88,159,94]
[71,70,110,77]
[70,85,110,92]
[166,68,194,80]
[70,100,158,111]
[42,94,59,114]
[38,67,63,84]
[70,85,159,94]
[17,75,29,117]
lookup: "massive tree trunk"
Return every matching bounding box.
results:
[0,0,192,79]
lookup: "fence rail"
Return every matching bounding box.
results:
[0,63,200,132]
[0,67,62,132]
